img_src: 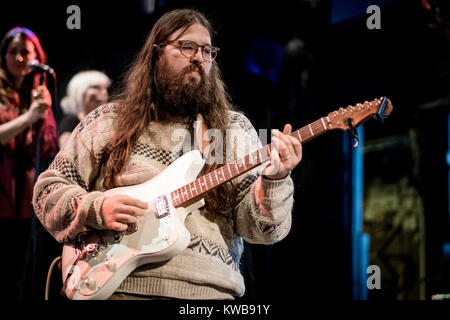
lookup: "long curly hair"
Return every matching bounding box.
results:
[102,9,237,215]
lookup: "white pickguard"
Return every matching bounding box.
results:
[61,150,205,300]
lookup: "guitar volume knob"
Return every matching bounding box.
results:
[84,277,97,291]
[105,260,117,272]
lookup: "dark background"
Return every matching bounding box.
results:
[1,0,449,301]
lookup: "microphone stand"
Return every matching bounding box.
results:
[29,69,58,301]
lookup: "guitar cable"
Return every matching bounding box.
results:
[45,256,62,300]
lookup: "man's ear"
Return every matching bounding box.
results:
[152,43,164,58]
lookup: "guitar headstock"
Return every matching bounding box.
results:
[327,97,393,131]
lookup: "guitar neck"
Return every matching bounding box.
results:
[170,117,332,208]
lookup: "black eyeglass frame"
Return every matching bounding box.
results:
[156,40,220,62]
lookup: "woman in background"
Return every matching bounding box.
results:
[0,26,57,300]
[59,70,110,148]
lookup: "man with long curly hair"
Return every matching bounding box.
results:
[33,9,302,300]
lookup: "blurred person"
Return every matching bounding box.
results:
[0,26,57,300]
[58,70,110,148]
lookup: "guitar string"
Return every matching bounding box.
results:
[171,118,329,206]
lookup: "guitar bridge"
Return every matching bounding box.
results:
[155,195,170,218]
[124,195,170,236]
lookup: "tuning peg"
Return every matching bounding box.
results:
[375,96,389,123]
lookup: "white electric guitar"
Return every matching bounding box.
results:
[61,97,393,300]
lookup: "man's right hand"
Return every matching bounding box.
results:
[100,194,148,232]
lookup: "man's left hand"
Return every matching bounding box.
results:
[263,124,302,180]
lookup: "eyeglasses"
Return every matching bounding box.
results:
[158,40,220,62]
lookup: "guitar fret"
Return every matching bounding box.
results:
[304,127,310,138]
[236,160,241,172]
[308,124,314,136]
[219,167,226,182]
[212,170,218,185]
[265,145,271,161]
[216,170,222,184]
[183,185,187,198]
[238,160,245,172]
[313,120,325,135]
[200,176,206,192]
[176,190,181,204]
[195,177,203,193]
[226,163,232,180]
[179,188,183,204]
[174,189,179,205]
[243,155,249,167]
[320,117,327,130]
[187,183,193,199]
[252,152,258,165]
[170,191,177,207]
[300,128,309,140]
[190,182,196,197]
[295,130,303,143]
[207,172,214,188]
[192,181,198,196]
[182,186,188,199]
[214,170,220,184]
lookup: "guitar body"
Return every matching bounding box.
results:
[61,150,206,300]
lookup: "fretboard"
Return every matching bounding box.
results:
[170,117,330,207]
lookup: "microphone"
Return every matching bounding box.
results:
[28,59,54,75]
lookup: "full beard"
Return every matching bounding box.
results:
[155,60,215,120]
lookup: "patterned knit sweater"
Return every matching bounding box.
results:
[32,104,294,299]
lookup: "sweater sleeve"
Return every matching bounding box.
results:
[229,111,294,245]
[32,104,115,243]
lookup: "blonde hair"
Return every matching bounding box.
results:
[60,70,111,115]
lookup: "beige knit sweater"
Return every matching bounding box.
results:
[32,104,294,299]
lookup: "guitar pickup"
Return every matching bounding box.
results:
[155,195,170,218]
